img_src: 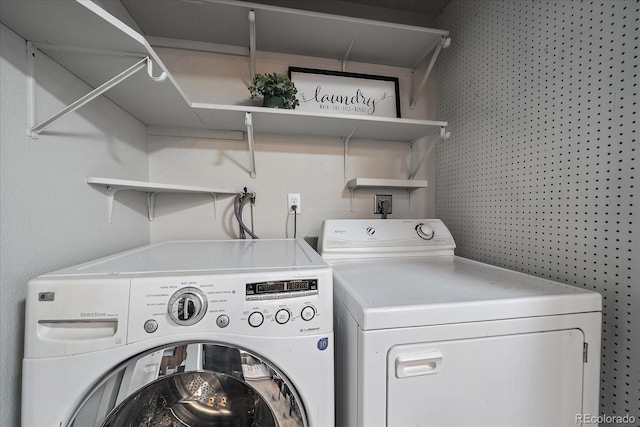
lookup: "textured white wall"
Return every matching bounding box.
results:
[0,24,150,426]
[148,48,440,244]
[437,0,639,419]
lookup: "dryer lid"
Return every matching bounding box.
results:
[332,256,602,330]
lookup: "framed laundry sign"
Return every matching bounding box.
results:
[288,67,401,118]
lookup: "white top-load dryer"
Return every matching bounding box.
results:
[23,239,333,427]
[318,219,602,427]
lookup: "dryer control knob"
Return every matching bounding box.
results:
[168,287,207,326]
[416,223,435,240]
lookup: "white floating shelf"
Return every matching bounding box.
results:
[192,103,448,143]
[87,177,238,222]
[86,177,238,194]
[346,178,429,190]
[122,0,450,69]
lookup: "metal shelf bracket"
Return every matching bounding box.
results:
[407,127,450,182]
[146,192,158,221]
[108,189,217,222]
[26,43,165,138]
[105,185,131,223]
[248,10,256,79]
[440,126,451,140]
[105,186,159,222]
[343,126,358,184]
[245,112,257,178]
[145,57,167,82]
[341,32,358,72]
[210,193,218,220]
[343,126,358,211]
[409,37,451,109]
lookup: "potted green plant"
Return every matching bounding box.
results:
[248,73,300,109]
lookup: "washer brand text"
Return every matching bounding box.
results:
[80,312,107,318]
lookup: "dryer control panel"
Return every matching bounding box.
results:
[318,219,456,260]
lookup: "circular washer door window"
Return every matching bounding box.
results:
[102,370,274,426]
[67,343,306,427]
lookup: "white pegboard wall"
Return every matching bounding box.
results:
[437,0,638,420]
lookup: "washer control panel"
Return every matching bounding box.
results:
[127,270,332,343]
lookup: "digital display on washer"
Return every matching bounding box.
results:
[246,279,317,297]
[258,282,288,293]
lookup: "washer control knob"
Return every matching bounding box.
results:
[415,223,435,240]
[216,315,230,328]
[301,306,316,321]
[168,287,207,326]
[275,309,291,324]
[248,311,264,327]
[144,319,158,334]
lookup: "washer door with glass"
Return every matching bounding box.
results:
[68,343,306,427]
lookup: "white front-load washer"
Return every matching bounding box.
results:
[318,219,602,427]
[22,239,334,427]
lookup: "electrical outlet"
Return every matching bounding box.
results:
[374,194,392,215]
[288,193,301,214]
